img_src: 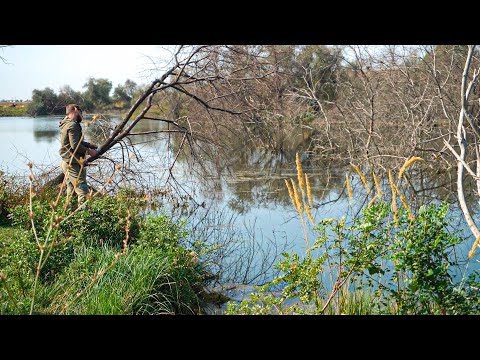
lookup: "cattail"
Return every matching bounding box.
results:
[398,156,424,180]
[129,153,136,159]
[351,163,371,194]
[285,179,296,209]
[373,171,383,197]
[388,170,398,227]
[304,200,315,226]
[296,152,305,200]
[305,173,313,207]
[346,174,353,201]
[368,194,379,208]
[395,184,415,220]
[115,163,123,170]
[291,179,303,216]
[468,234,480,258]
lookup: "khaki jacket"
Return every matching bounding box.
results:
[59,116,92,164]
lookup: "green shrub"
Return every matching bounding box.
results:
[226,201,480,315]
[1,191,210,314]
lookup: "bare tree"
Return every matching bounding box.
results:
[444,45,480,242]
[45,45,280,195]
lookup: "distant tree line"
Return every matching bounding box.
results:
[26,78,144,116]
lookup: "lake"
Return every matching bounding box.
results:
[1,115,479,289]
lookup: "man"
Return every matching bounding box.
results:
[59,104,98,206]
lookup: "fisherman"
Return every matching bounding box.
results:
[59,104,98,206]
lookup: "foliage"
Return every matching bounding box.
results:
[27,87,62,116]
[0,105,27,116]
[0,191,211,314]
[82,78,112,111]
[0,169,28,224]
[226,199,480,315]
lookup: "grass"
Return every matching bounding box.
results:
[0,189,212,315]
[0,102,29,117]
[0,225,27,244]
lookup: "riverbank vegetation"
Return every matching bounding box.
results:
[226,155,480,314]
[3,45,480,314]
[0,102,29,116]
[0,169,218,314]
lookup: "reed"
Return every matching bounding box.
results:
[372,171,383,197]
[351,163,371,194]
[388,170,398,227]
[398,156,424,180]
[346,174,353,201]
[394,184,415,221]
[468,234,480,258]
[296,152,305,200]
[285,179,296,209]
[305,173,313,208]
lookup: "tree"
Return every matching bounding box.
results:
[57,85,89,111]
[83,78,112,111]
[443,45,480,249]
[46,45,280,195]
[112,79,138,109]
[27,87,59,116]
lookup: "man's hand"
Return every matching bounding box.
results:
[88,148,97,157]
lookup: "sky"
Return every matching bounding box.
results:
[0,45,171,101]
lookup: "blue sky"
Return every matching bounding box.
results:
[0,45,170,101]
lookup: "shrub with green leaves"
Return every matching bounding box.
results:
[1,191,212,314]
[226,201,480,315]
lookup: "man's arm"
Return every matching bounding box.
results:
[68,123,90,158]
[82,141,98,149]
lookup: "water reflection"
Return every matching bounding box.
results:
[2,116,480,284]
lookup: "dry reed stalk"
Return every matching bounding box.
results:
[296,152,305,200]
[346,174,353,201]
[285,179,296,208]
[304,200,315,226]
[351,163,371,194]
[368,194,379,208]
[291,179,303,217]
[305,173,313,207]
[373,171,383,197]
[394,184,415,220]
[469,235,480,258]
[388,170,398,227]
[398,156,424,180]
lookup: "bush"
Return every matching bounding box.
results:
[1,191,210,314]
[226,201,480,315]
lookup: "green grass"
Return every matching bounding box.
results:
[43,244,203,315]
[0,106,28,117]
[0,193,211,315]
[0,225,27,244]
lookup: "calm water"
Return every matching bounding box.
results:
[1,116,479,285]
